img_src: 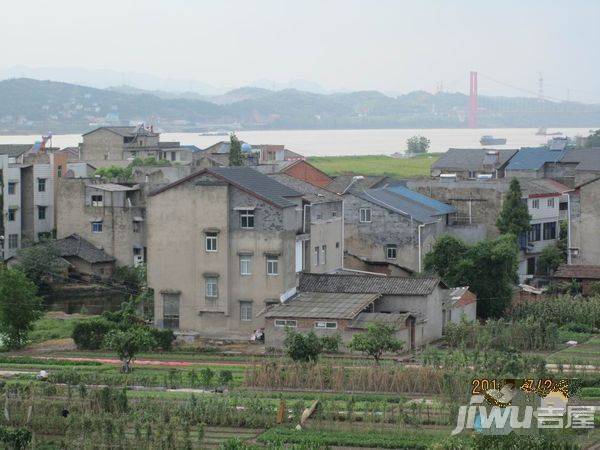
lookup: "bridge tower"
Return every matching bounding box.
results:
[468,71,478,128]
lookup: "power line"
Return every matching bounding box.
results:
[477,72,570,103]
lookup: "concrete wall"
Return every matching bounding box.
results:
[132,165,194,184]
[306,201,343,273]
[148,173,301,339]
[571,179,600,265]
[82,129,125,161]
[56,179,145,266]
[1,156,22,259]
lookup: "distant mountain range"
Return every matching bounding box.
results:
[1,78,599,134]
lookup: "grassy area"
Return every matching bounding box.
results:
[28,313,97,344]
[547,336,600,365]
[308,153,440,178]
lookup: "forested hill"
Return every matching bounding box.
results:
[1,78,599,134]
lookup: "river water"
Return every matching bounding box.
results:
[0,127,594,157]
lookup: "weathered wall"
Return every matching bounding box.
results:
[284,161,332,188]
[45,284,127,314]
[1,156,23,259]
[571,179,600,265]
[82,129,125,161]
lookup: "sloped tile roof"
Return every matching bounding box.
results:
[54,234,115,264]
[561,148,600,172]
[431,148,518,171]
[506,147,567,171]
[348,312,411,329]
[0,144,33,158]
[299,273,441,296]
[268,173,341,204]
[265,291,379,319]
[553,264,600,280]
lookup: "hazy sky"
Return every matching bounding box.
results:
[2,0,599,101]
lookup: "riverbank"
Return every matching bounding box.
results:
[308,153,440,178]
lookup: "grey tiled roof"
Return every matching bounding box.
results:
[561,148,600,172]
[209,167,302,208]
[519,178,570,196]
[265,291,379,319]
[54,234,115,264]
[268,174,341,204]
[299,273,440,296]
[348,312,411,329]
[327,175,389,194]
[0,144,33,158]
[431,148,518,171]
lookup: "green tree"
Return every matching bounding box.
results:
[284,329,323,362]
[496,178,531,236]
[424,234,519,318]
[229,133,243,166]
[423,235,469,282]
[103,328,156,372]
[15,240,63,289]
[584,129,600,148]
[94,165,133,181]
[406,135,430,154]
[348,323,404,363]
[537,244,565,275]
[0,266,42,349]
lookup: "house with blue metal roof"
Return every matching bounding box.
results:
[505,146,569,178]
[343,185,458,273]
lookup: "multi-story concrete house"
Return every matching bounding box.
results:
[343,185,461,272]
[56,179,147,267]
[80,125,199,164]
[569,177,600,266]
[430,148,518,180]
[504,146,569,179]
[147,167,308,339]
[268,174,343,273]
[0,155,23,259]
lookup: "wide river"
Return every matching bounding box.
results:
[0,127,595,157]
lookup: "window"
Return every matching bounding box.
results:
[240,209,255,229]
[527,257,536,275]
[7,209,16,222]
[321,245,327,265]
[7,182,15,195]
[240,255,252,275]
[547,198,555,208]
[170,151,176,162]
[205,232,218,252]
[57,165,62,178]
[336,242,340,248]
[38,206,46,220]
[91,221,103,233]
[205,277,218,298]
[275,319,297,328]
[133,247,142,256]
[38,178,46,192]
[386,244,397,259]
[543,221,557,240]
[8,234,18,249]
[240,301,253,321]
[132,221,141,233]
[91,195,103,207]
[468,170,476,179]
[267,256,279,276]
[314,321,337,329]
[163,293,180,329]
[531,199,539,209]
[559,202,568,211]
[314,246,320,266]
[528,223,541,242]
[359,208,372,223]
[332,211,337,217]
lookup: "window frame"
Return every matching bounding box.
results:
[547,198,555,208]
[91,221,103,233]
[162,293,180,329]
[240,255,252,276]
[91,194,104,207]
[531,199,539,209]
[38,178,46,192]
[386,244,397,260]
[239,301,253,322]
[205,277,219,298]
[321,245,327,265]
[239,209,255,229]
[38,206,46,220]
[275,319,297,328]
[528,223,541,242]
[543,221,557,240]
[8,234,18,249]
[314,246,320,266]
[205,232,218,252]
[359,207,372,223]
[7,182,15,195]
[314,321,338,330]
[7,208,16,222]
[266,256,279,276]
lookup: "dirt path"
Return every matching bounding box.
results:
[22,355,254,367]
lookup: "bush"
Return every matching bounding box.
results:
[150,328,175,350]
[218,370,234,385]
[510,295,600,328]
[284,329,323,363]
[0,426,32,450]
[72,318,116,350]
[320,334,342,353]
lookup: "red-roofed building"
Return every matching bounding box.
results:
[442,286,477,332]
